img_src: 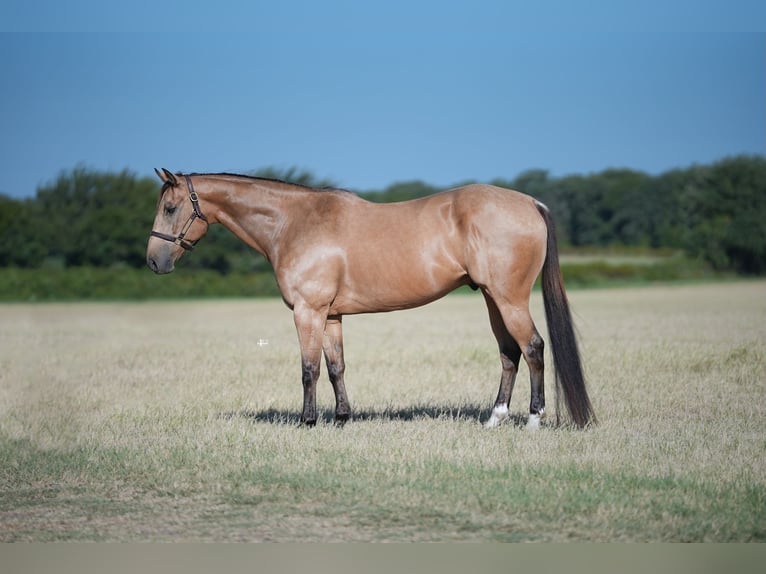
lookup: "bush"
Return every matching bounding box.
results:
[0,267,281,302]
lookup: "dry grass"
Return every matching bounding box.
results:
[1,281,764,541]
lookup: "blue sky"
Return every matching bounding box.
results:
[1,2,764,198]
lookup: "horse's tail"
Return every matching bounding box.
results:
[535,201,596,428]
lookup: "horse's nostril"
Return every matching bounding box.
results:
[147,257,159,273]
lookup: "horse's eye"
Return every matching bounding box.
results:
[164,205,177,216]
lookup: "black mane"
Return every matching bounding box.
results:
[187,172,349,193]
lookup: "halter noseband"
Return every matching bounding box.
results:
[150,175,208,251]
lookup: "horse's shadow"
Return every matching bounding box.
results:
[219,404,531,428]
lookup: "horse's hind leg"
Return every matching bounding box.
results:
[483,293,522,428]
[490,295,546,429]
[323,316,351,424]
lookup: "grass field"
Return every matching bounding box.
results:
[1,281,764,541]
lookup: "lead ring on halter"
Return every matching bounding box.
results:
[150,175,208,251]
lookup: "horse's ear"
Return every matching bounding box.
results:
[155,168,179,186]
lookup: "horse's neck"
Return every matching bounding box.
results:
[206,178,304,264]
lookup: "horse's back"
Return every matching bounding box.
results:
[327,184,546,313]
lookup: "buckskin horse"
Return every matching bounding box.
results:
[146,169,595,428]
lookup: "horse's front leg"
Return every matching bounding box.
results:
[323,316,351,424]
[293,303,328,426]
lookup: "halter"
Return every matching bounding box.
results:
[150,175,208,251]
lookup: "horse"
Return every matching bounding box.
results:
[146,168,595,429]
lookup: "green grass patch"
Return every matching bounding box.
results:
[2,431,762,542]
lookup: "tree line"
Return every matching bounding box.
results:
[1,155,764,275]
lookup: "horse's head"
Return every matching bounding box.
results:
[146,168,210,274]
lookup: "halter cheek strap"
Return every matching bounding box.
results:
[150,175,208,251]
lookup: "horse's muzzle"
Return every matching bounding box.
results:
[147,255,174,275]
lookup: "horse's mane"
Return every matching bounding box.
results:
[188,172,350,193]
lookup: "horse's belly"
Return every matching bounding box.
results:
[331,261,466,315]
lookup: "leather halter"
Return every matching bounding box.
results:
[150,175,208,251]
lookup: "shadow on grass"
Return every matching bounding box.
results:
[219,404,531,428]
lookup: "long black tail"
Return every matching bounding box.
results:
[536,202,596,428]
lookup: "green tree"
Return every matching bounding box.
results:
[635,168,689,249]
[2,158,764,276]
[680,156,766,273]
[0,195,48,266]
[0,167,159,268]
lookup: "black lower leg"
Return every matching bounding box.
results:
[301,359,320,426]
[526,333,546,416]
[327,360,350,424]
[494,348,521,408]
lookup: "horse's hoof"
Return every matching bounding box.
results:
[484,404,508,428]
[526,413,541,430]
[335,413,350,427]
